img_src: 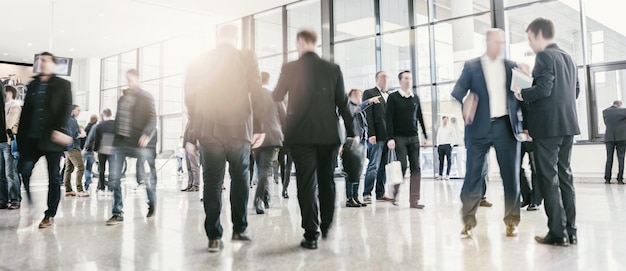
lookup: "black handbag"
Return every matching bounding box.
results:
[341,138,365,183]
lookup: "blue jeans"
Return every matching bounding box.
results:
[18,138,63,217]
[83,151,95,190]
[109,146,157,216]
[363,141,387,198]
[199,137,251,240]
[0,143,20,204]
[345,141,366,199]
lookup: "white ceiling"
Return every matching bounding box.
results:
[0,0,296,64]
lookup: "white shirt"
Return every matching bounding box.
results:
[481,55,508,118]
[376,86,389,102]
[398,88,414,98]
[436,124,457,145]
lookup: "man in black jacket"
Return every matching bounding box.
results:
[273,30,355,250]
[105,69,157,226]
[514,18,580,246]
[84,108,115,193]
[362,71,392,203]
[603,100,626,184]
[17,52,73,228]
[185,25,266,253]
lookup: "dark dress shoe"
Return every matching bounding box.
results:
[208,239,223,252]
[0,203,8,209]
[187,186,199,192]
[619,181,625,185]
[282,190,289,199]
[521,201,530,208]
[506,225,518,237]
[346,198,361,208]
[605,180,611,184]
[264,199,270,209]
[181,187,191,192]
[354,198,367,207]
[255,199,265,214]
[377,196,393,201]
[535,235,569,246]
[569,235,577,245]
[39,216,54,228]
[147,205,155,218]
[321,226,331,239]
[300,239,318,249]
[527,204,539,211]
[8,203,20,210]
[232,232,252,241]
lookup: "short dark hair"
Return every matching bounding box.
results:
[261,72,270,85]
[72,104,80,110]
[102,108,112,118]
[613,100,622,107]
[526,17,555,40]
[89,114,98,124]
[398,70,411,81]
[442,116,449,120]
[375,71,386,79]
[296,30,317,44]
[4,85,17,99]
[127,69,139,77]
[348,88,362,97]
[40,52,57,64]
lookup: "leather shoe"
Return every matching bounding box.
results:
[346,198,361,208]
[605,180,611,184]
[208,239,223,253]
[255,199,265,214]
[377,196,393,202]
[282,190,289,198]
[188,186,199,192]
[0,203,8,209]
[232,232,252,241]
[321,226,331,239]
[619,181,625,185]
[39,216,54,228]
[535,234,569,246]
[354,198,367,207]
[506,225,518,237]
[181,187,191,192]
[8,203,20,210]
[461,225,473,238]
[300,239,318,249]
[521,201,530,208]
[479,199,493,207]
[147,205,155,218]
[527,204,539,211]
[569,235,577,245]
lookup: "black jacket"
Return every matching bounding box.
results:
[85,120,115,152]
[521,44,580,139]
[18,75,72,152]
[603,106,626,142]
[254,87,284,148]
[272,52,355,145]
[114,88,157,148]
[184,44,265,143]
[362,87,387,141]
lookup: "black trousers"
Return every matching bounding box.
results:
[18,137,63,217]
[290,144,339,241]
[391,136,422,203]
[199,137,250,240]
[604,140,626,182]
[437,144,452,176]
[97,153,112,190]
[278,147,293,192]
[519,144,542,205]
[534,136,576,238]
[254,146,276,202]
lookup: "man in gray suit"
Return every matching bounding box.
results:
[603,100,626,184]
[514,17,579,247]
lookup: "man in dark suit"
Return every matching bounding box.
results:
[105,69,158,226]
[451,29,522,238]
[603,100,626,184]
[17,52,73,228]
[185,25,266,253]
[273,30,355,250]
[362,71,392,203]
[514,18,580,246]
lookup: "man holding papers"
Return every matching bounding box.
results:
[513,18,579,247]
[451,28,523,238]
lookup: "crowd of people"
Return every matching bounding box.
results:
[0,16,584,252]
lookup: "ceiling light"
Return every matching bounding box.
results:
[69,48,75,51]
[2,53,7,56]
[98,13,105,17]
[27,42,32,46]
[59,29,65,33]
[104,36,109,40]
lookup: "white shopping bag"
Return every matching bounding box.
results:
[385,149,404,185]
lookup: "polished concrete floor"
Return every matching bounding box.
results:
[1,161,626,271]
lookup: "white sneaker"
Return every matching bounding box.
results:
[445,175,450,180]
[436,175,443,181]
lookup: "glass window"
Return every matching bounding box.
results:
[432,0,490,21]
[288,46,322,61]
[433,13,490,83]
[435,83,466,177]
[142,80,161,115]
[163,35,208,77]
[258,56,284,90]
[506,0,583,68]
[415,26,432,85]
[413,0,429,25]
[162,76,183,115]
[593,68,626,136]
[417,86,434,139]
[333,38,376,91]
[505,0,541,8]
[101,88,119,114]
[334,0,375,42]
[380,0,410,32]
[121,50,137,76]
[141,44,161,81]
[102,56,118,89]
[162,117,183,152]
[75,91,88,111]
[381,31,411,88]
[287,0,321,51]
[575,67,589,142]
[255,9,283,57]
[584,0,626,63]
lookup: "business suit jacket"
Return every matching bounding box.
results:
[184,44,264,143]
[451,57,521,139]
[603,106,626,142]
[113,88,157,148]
[362,87,387,141]
[254,87,284,148]
[272,52,355,145]
[18,75,72,152]
[521,44,580,139]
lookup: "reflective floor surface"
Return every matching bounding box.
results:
[1,162,626,271]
